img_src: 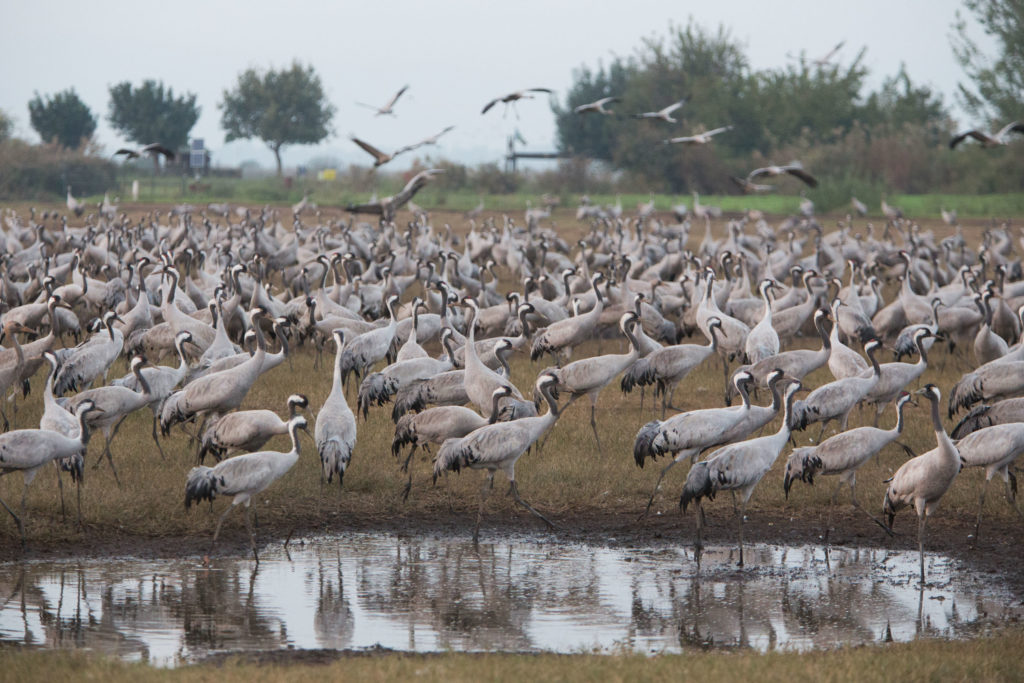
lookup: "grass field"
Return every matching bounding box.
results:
[72,175,1024,219]
[3,629,1023,681]
[0,206,1019,548]
[1,204,1022,674]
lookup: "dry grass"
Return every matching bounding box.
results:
[4,629,1024,682]
[0,205,1020,553]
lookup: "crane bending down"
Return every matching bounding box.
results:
[680,382,801,567]
[883,384,961,583]
[433,376,560,542]
[185,415,309,563]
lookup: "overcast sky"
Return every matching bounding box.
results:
[0,0,994,172]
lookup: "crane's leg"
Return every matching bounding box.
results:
[737,501,748,568]
[244,506,259,564]
[666,382,681,414]
[1,408,9,433]
[208,504,235,560]
[589,398,604,457]
[815,420,827,445]
[694,501,705,552]
[639,454,682,520]
[102,436,122,488]
[53,463,66,523]
[150,415,166,460]
[401,444,417,502]
[918,514,927,585]
[509,480,555,531]
[972,477,990,546]
[0,493,25,551]
[473,472,494,544]
[824,480,843,545]
[1005,472,1024,520]
[75,477,82,531]
[850,487,893,536]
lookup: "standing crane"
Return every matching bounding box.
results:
[434,377,560,542]
[0,400,100,549]
[185,415,309,563]
[53,311,125,396]
[783,392,914,541]
[883,384,961,583]
[63,356,153,486]
[199,394,309,464]
[953,423,1024,543]
[111,330,198,458]
[541,312,641,455]
[316,330,357,488]
[680,382,802,566]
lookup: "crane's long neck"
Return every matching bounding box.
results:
[288,421,303,455]
[929,395,956,460]
[331,341,344,397]
[174,338,190,376]
[892,399,907,436]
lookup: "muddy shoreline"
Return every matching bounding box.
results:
[10,506,1024,596]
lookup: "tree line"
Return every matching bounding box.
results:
[553,12,1023,200]
[13,61,332,178]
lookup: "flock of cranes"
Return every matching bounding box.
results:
[1,196,1024,583]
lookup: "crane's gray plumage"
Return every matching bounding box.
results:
[199,394,308,463]
[434,376,560,541]
[679,382,801,566]
[883,384,961,583]
[316,330,357,486]
[185,415,308,562]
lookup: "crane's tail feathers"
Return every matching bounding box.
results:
[680,461,714,512]
[392,383,426,421]
[392,415,416,457]
[59,453,85,484]
[950,404,993,439]
[159,391,191,436]
[357,372,399,419]
[319,438,351,486]
[948,373,981,419]
[184,466,220,508]
[433,437,469,483]
[620,357,651,394]
[782,447,821,498]
[633,420,664,468]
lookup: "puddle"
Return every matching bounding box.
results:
[0,533,1020,665]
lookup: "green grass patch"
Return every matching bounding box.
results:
[70,175,1024,220]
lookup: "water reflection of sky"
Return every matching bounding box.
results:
[0,534,1020,666]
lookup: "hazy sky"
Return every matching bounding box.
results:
[0,0,993,172]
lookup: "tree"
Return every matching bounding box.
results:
[220,61,335,176]
[0,109,12,142]
[952,0,1024,123]
[28,89,97,149]
[107,80,199,170]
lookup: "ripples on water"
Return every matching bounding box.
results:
[0,533,1020,666]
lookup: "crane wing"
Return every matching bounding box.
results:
[785,167,819,188]
[481,97,501,114]
[384,85,409,110]
[350,136,388,163]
